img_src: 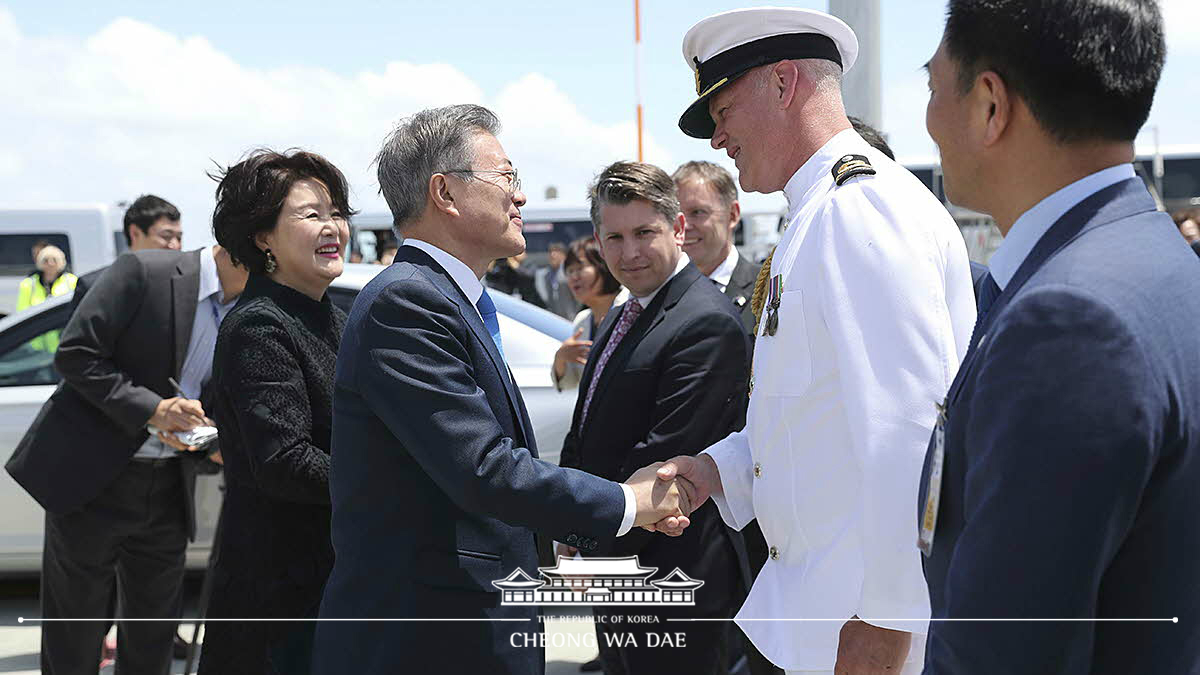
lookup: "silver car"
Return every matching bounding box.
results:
[0,262,576,575]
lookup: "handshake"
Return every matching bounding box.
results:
[622,454,722,537]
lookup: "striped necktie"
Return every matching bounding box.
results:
[580,298,643,425]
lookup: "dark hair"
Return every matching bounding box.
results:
[211,148,356,274]
[849,116,895,160]
[671,160,738,209]
[548,242,568,255]
[1171,208,1200,226]
[123,195,180,246]
[589,161,680,232]
[564,236,620,296]
[942,0,1164,143]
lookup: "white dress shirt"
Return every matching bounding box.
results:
[989,163,1136,290]
[403,239,485,319]
[135,247,237,459]
[707,246,740,291]
[701,129,977,670]
[632,253,690,307]
[403,239,637,537]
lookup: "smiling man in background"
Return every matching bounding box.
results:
[673,161,759,335]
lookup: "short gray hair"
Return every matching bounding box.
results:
[796,59,842,96]
[671,161,738,210]
[375,104,501,233]
[749,58,842,97]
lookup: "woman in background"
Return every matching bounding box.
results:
[551,236,627,391]
[199,148,353,675]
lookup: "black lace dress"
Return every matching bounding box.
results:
[198,274,346,675]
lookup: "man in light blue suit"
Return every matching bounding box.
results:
[918,1,1200,673]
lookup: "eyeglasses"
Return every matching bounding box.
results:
[441,168,522,195]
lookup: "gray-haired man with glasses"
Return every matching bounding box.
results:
[313,104,695,675]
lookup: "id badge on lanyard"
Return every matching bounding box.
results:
[918,399,947,556]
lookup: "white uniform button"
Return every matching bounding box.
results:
[769,546,779,561]
[753,463,762,478]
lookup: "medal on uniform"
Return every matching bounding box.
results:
[763,274,782,337]
[918,399,948,556]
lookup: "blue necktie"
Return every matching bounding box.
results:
[476,289,505,362]
[977,272,1002,317]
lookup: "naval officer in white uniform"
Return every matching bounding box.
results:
[652,8,976,674]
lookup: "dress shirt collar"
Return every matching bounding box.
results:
[989,163,1136,290]
[782,128,869,223]
[707,246,740,290]
[197,246,225,303]
[402,238,484,307]
[633,253,690,308]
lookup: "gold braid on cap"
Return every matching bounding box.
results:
[750,248,775,326]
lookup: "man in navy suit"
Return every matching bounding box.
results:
[919,1,1200,673]
[312,104,693,675]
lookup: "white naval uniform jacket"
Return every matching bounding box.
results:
[704,129,977,671]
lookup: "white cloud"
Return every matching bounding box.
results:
[0,9,669,247]
[493,73,674,204]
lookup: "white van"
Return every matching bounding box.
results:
[0,204,125,316]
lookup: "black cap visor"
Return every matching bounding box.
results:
[679,69,753,139]
[678,33,842,139]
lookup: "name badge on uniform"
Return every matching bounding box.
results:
[918,399,947,556]
[763,274,783,337]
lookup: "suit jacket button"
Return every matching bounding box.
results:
[753,463,762,478]
[566,534,579,545]
[769,546,780,561]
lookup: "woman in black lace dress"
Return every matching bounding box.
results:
[199,149,354,675]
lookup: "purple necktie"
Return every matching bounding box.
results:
[580,298,644,426]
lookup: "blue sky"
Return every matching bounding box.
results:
[1,0,1195,246]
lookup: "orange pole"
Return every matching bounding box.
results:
[634,0,644,162]
[637,105,645,162]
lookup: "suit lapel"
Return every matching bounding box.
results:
[170,250,202,379]
[579,263,702,436]
[724,256,758,302]
[946,178,1156,407]
[404,248,526,439]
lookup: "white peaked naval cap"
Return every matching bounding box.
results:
[679,7,859,138]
